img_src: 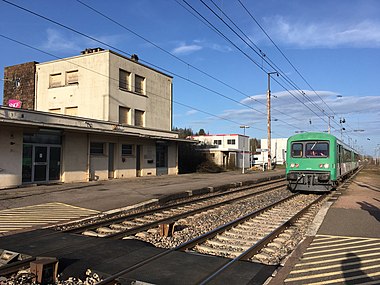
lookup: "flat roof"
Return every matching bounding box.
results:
[0,107,191,143]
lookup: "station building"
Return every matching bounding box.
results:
[189,134,250,170]
[0,48,185,189]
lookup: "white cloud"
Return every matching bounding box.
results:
[42,28,81,53]
[172,43,203,55]
[186,110,198,115]
[171,40,232,55]
[264,16,380,48]
[42,28,123,54]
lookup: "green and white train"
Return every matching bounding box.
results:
[286,132,360,192]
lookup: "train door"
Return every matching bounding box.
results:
[337,144,342,177]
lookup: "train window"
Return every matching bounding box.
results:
[306,142,329,157]
[291,143,303,157]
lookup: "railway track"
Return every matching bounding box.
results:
[0,179,285,278]
[95,193,326,285]
[60,179,287,239]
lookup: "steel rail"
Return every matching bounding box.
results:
[63,178,285,234]
[0,179,285,277]
[95,192,295,285]
[197,194,327,284]
[103,183,286,239]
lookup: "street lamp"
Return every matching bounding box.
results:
[267,72,278,171]
[240,125,250,174]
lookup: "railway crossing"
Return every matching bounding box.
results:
[0,202,99,234]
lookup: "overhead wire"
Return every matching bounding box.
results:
[180,0,332,132]
[75,0,302,127]
[197,0,333,125]
[0,33,260,131]
[0,0,296,134]
[237,0,338,117]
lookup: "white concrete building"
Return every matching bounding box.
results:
[258,138,288,165]
[1,49,183,189]
[190,134,250,169]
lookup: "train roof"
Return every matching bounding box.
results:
[288,132,336,142]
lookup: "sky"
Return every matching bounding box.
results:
[0,0,379,156]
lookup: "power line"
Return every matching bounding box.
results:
[237,0,337,116]
[200,0,333,121]
[0,0,298,134]
[75,0,301,127]
[0,33,269,134]
[180,0,333,130]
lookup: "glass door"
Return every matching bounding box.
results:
[22,145,61,183]
[49,147,61,181]
[34,146,48,182]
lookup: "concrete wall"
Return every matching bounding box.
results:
[34,50,173,131]
[35,52,110,121]
[109,52,172,130]
[261,138,288,164]
[0,126,23,188]
[62,132,89,182]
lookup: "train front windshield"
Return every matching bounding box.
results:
[291,141,329,158]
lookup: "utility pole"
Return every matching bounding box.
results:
[240,126,249,174]
[328,115,334,134]
[267,72,278,170]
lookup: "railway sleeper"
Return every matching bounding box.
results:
[222,231,261,239]
[109,223,128,230]
[134,217,156,223]
[216,234,258,245]
[195,244,243,258]
[265,241,283,249]
[206,240,250,251]
[82,230,106,237]
[262,246,278,254]
[253,252,271,262]
[277,232,292,239]
[96,227,119,234]
[122,220,145,227]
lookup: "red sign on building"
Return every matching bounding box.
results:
[8,99,22,108]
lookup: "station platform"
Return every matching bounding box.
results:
[0,169,285,213]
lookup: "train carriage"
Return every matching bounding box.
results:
[286,132,359,192]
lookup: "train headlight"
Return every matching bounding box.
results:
[290,163,295,168]
[319,164,329,168]
[295,164,299,168]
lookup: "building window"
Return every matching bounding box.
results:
[119,106,131,125]
[49,73,62,88]
[119,69,131,91]
[227,139,236,145]
[135,109,145,127]
[122,144,133,156]
[65,106,78,116]
[213,140,222,145]
[135,74,145,95]
[66,70,78,85]
[90,142,105,155]
[49,108,61,114]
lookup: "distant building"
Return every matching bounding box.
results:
[189,134,250,169]
[1,48,184,189]
[257,138,288,165]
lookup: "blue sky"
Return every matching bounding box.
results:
[0,0,379,156]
